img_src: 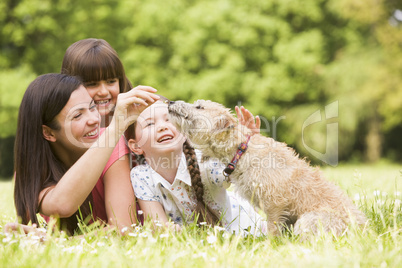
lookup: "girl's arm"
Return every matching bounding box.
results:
[138,199,169,224]
[39,86,159,217]
[103,154,137,230]
[138,199,181,231]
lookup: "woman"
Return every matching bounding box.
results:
[11,73,159,235]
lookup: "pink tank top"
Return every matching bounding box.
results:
[91,129,130,222]
[41,131,129,223]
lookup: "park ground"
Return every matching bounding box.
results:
[0,162,401,267]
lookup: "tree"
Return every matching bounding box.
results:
[0,0,400,166]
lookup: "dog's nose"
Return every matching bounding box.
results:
[168,101,175,106]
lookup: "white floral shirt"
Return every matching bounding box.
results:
[131,150,266,235]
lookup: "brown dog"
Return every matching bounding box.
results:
[168,99,367,237]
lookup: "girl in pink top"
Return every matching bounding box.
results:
[60,39,144,226]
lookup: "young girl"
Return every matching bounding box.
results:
[61,38,132,128]
[10,73,159,235]
[126,101,266,235]
[60,38,144,227]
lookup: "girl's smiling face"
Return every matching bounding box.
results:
[84,78,120,117]
[130,101,185,159]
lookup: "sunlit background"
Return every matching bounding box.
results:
[1,0,401,178]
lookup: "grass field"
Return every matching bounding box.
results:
[1,163,401,267]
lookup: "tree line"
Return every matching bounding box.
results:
[1,0,401,177]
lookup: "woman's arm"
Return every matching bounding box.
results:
[39,86,159,217]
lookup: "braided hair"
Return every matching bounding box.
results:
[183,141,220,226]
[125,111,220,226]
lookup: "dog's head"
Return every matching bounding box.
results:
[168,99,237,148]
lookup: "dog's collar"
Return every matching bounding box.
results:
[223,135,251,177]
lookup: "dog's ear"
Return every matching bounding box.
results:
[215,115,235,131]
[213,116,235,142]
[128,139,144,155]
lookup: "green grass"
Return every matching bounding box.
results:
[1,163,401,267]
[0,180,15,223]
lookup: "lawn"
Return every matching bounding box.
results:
[1,163,401,267]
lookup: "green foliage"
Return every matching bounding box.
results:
[0,0,401,163]
[116,0,401,163]
[0,66,36,138]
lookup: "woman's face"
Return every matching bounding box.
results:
[52,86,101,152]
[84,78,120,117]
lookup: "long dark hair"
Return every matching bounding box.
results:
[125,120,219,226]
[61,38,132,93]
[14,73,93,234]
[183,140,220,225]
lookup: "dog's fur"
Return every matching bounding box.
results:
[168,99,367,237]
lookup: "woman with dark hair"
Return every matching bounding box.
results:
[9,73,159,235]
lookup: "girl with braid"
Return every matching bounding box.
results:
[126,101,266,235]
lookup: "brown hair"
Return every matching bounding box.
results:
[183,141,220,225]
[61,38,132,93]
[14,73,93,235]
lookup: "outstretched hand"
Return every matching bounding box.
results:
[4,222,47,240]
[235,106,261,135]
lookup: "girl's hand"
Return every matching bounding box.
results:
[111,85,160,134]
[235,106,261,135]
[164,222,182,232]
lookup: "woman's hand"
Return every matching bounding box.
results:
[4,222,47,240]
[235,106,261,135]
[111,85,160,134]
